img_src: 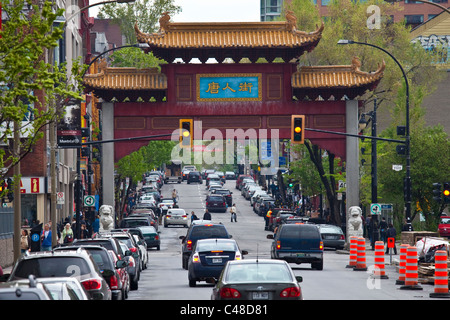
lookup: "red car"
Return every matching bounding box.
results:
[235,174,252,190]
[438,216,450,237]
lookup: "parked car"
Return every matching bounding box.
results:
[211,259,303,300]
[117,242,140,290]
[187,171,203,184]
[268,210,295,231]
[107,250,130,299]
[267,223,324,270]
[164,208,189,228]
[180,223,232,269]
[54,244,128,300]
[254,197,275,216]
[188,238,248,287]
[6,249,112,300]
[138,226,160,250]
[235,174,252,190]
[438,216,450,237]
[0,275,53,300]
[182,169,190,181]
[318,224,345,250]
[120,215,156,230]
[33,277,90,300]
[211,188,233,206]
[110,232,146,272]
[206,194,228,213]
[127,211,159,231]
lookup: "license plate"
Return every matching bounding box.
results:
[296,253,309,257]
[212,258,222,263]
[252,292,268,300]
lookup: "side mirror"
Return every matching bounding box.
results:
[296,276,303,283]
[116,260,127,269]
[125,250,132,256]
[266,234,274,239]
[242,250,249,255]
[102,269,114,277]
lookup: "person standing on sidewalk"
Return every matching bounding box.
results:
[230,204,237,222]
[40,223,52,251]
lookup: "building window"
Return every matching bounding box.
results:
[404,14,424,27]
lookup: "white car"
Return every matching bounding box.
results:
[132,234,148,270]
[164,208,189,228]
[139,195,156,206]
[251,191,268,206]
[159,199,174,214]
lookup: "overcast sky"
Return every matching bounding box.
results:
[89,0,260,22]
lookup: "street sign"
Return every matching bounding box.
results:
[57,192,64,205]
[83,195,95,207]
[338,180,346,191]
[370,203,381,215]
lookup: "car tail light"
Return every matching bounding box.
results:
[182,215,187,218]
[223,202,226,206]
[280,286,301,298]
[109,275,119,290]
[155,234,159,240]
[128,256,135,267]
[166,215,171,218]
[130,247,138,253]
[340,235,345,240]
[81,279,102,291]
[187,240,193,251]
[276,241,281,250]
[319,241,324,250]
[205,202,209,206]
[235,252,242,260]
[192,253,200,263]
[220,287,241,299]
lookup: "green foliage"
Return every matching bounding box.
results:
[0,0,84,178]
[110,47,166,69]
[98,0,181,44]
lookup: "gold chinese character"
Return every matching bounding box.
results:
[222,83,236,92]
[206,82,220,94]
[239,82,253,93]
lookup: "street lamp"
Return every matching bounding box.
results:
[337,39,412,220]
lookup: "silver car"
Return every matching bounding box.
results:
[164,208,189,227]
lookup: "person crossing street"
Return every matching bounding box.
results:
[230,203,237,222]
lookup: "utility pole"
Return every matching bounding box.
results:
[13,121,21,262]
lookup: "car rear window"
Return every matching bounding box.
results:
[208,196,224,201]
[196,240,237,252]
[122,219,150,227]
[226,263,292,282]
[0,292,43,300]
[280,225,320,239]
[190,226,228,239]
[12,257,91,279]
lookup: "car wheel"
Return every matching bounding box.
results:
[188,276,196,287]
[312,260,323,270]
[157,245,160,250]
[182,257,187,270]
[130,279,138,290]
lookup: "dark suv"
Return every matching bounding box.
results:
[211,188,233,206]
[205,194,227,213]
[267,224,324,270]
[179,223,232,269]
[6,249,112,299]
[187,171,202,184]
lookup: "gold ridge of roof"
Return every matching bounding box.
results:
[134,12,324,49]
[292,58,385,89]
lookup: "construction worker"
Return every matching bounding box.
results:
[265,207,272,231]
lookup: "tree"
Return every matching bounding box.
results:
[98,0,181,44]
[0,1,83,183]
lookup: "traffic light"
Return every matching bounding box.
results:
[291,115,305,144]
[433,182,442,202]
[179,119,193,148]
[444,182,450,204]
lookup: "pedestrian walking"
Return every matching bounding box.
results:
[380,217,387,243]
[385,223,397,254]
[93,215,100,235]
[62,223,74,244]
[40,223,52,251]
[203,209,211,221]
[230,203,237,222]
[172,189,178,204]
[191,211,199,222]
[20,229,31,254]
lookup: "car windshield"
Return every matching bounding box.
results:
[320,225,342,234]
[225,263,293,283]
[12,257,91,279]
[441,218,450,224]
[190,226,228,239]
[281,225,320,238]
[122,219,150,227]
[196,240,237,252]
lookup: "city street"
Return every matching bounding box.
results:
[128,179,439,301]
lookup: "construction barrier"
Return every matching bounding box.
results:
[430,250,450,298]
[400,245,422,290]
[396,244,409,285]
[354,237,367,271]
[346,236,358,268]
[372,241,388,279]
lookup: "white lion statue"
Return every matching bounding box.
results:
[347,206,363,238]
[99,205,115,233]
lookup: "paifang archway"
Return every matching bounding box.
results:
[83,12,385,214]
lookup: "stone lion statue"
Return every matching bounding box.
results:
[99,205,114,233]
[347,206,363,238]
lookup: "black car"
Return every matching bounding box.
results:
[179,223,232,269]
[211,188,233,206]
[205,194,228,213]
[187,171,203,184]
[54,245,128,300]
